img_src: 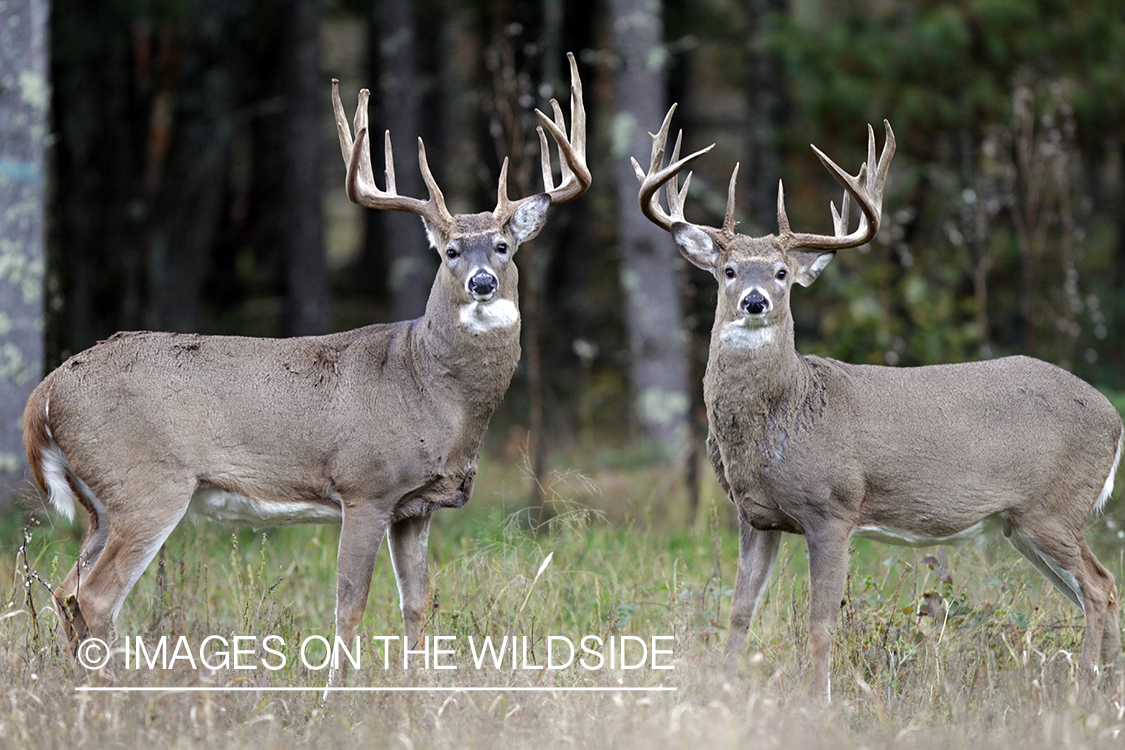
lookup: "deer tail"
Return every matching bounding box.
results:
[22,380,78,522]
[1093,428,1123,517]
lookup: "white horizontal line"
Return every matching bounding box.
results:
[76,685,677,693]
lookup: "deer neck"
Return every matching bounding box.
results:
[412,274,522,414]
[706,314,802,400]
[703,314,820,472]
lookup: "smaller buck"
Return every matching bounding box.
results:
[634,107,1123,702]
[24,54,589,672]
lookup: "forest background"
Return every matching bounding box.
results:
[2,0,1125,515]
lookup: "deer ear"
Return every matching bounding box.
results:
[671,223,717,271]
[510,194,551,245]
[788,250,835,287]
[421,217,445,251]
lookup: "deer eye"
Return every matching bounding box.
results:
[496,242,509,255]
[445,247,459,259]
[724,267,736,279]
[776,268,788,280]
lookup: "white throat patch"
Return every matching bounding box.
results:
[719,320,774,350]
[459,298,519,332]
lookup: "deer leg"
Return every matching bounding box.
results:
[804,525,850,704]
[1099,570,1123,694]
[387,512,433,649]
[1072,544,1115,692]
[71,500,190,648]
[54,518,110,648]
[330,499,390,684]
[724,521,781,674]
[56,562,92,646]
[1006,522,1112,692]
[1078,543,1121,689]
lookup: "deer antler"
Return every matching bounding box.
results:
[332,81,455,234]
[777,120,896,251]
[635,109,895,257]
[632,104,715,232]
[495,52,592,222]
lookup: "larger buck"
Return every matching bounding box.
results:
[634,107,1123,702]
[24,54,589,671]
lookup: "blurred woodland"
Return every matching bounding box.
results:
[2,0,1125,507]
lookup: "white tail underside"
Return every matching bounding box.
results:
[1093,430,1122,516]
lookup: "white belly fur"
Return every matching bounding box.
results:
[853,514,1006,547]
[189,487,342,528]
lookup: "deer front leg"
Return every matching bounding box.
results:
[387,512,433,649]
[330,500,390,685]
[724,520,781,676]
[805,524,850,704]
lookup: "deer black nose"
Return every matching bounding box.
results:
[468,270,498,299]
[741,291,769,315]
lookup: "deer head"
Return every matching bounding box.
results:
[331,53,589,332]
[633,106,894,349]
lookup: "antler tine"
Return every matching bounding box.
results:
[721,163,740,236]
[537,127,554,193]
[666,130,686,221]
[352,90,377,191]
[530,52,591,206]
[830,190,852,237]
[568,52,586,158]
[331,80,354,167]
[382,130,397,194]
[778,120,895,252]
[334,81,454,232]
[633,104,715,232]
[871,120,895,203]
[495,156,513,219]
[548,98,573,185]
[416,137,452,223]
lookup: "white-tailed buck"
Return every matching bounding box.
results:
[24,54,589,671]
[634,107,1123,701]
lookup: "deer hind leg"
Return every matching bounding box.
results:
[53,478,112,647]
[1005,521,1114,691]
[55,522,109,646]
[1097,562,1122,694]
[75,510,190,646]
[725,521,781,673]
[387,512,433,649]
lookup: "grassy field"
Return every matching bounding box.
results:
[2,451,1124,749]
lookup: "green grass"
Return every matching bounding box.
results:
[2,453,1124,748]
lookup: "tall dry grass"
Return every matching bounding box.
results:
[1,454,1123,748]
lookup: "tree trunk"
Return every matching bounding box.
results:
[437,0,480,214]
[377,0,433,321]
[742,0,788,234]
[610,0,692,456]
[51,1,145,350]
[0,0,49,505]
[282,0,330,336]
